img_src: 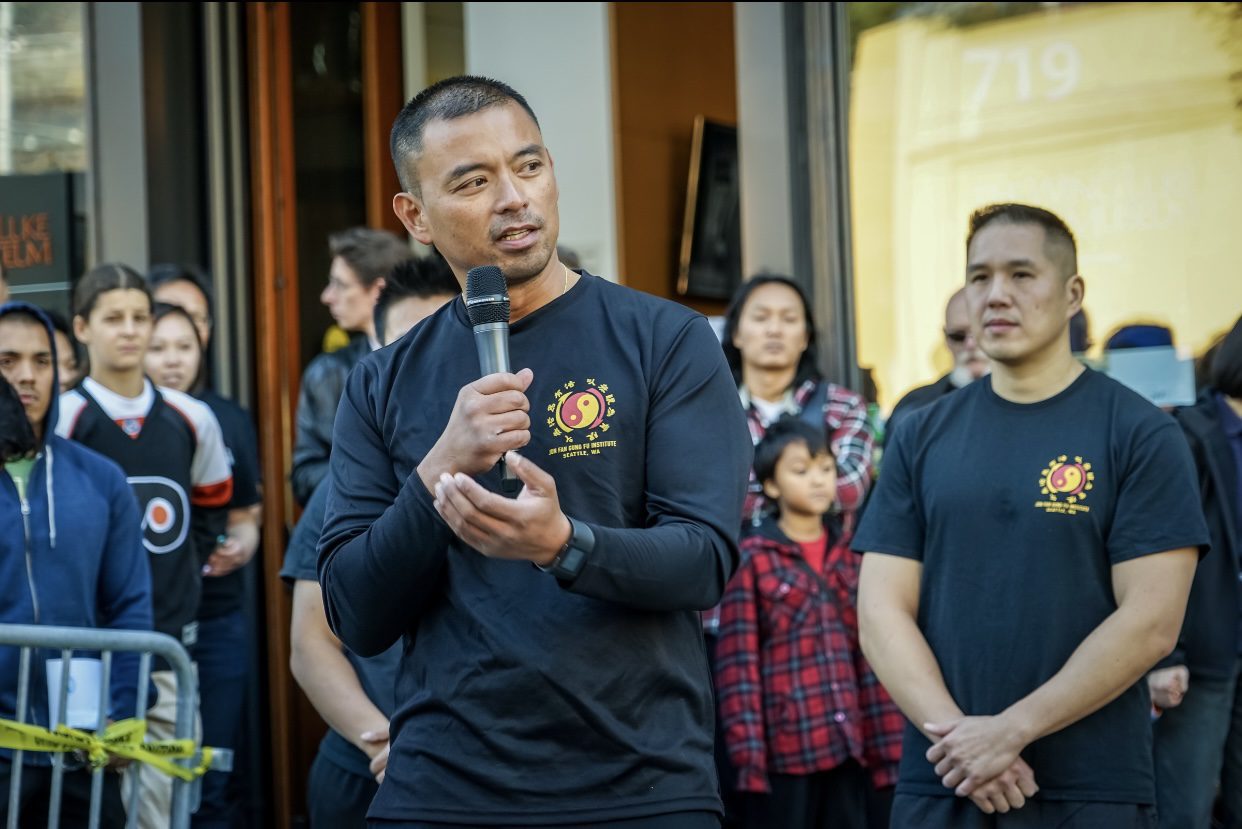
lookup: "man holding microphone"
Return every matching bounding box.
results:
[317,76,751,827]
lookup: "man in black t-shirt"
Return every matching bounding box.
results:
[853,203,1209,827]
[317,76,751,826]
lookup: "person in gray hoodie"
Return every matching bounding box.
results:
[0,301,153,828]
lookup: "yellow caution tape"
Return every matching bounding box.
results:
[0,718,214,781]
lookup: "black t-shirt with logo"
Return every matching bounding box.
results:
[318,272,751,824]
[853,368,1209,803]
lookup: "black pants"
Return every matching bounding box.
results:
[307,753,378,829]
[889,794,1157,828]
[0,759,126,829]
[370,812,720,828]
[738,762,870,829]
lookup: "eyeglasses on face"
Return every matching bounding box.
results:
[944,329,972,344]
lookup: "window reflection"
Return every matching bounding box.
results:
[849,2,1242,411]
[0,2,86,175]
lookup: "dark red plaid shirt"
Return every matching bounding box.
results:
[740,379,875,523]
[714,520,903,793]
[703,380,875,634]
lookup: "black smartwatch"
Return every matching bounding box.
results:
[537,517,594,581]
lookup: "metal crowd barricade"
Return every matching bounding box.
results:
[0,624,202,829]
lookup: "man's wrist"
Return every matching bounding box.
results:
[534,514,573,568]
[417,448,450,495]
[997,705,1039,749]
[536,516,592,580]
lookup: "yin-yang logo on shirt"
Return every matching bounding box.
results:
[1035,454,1095,516]
[127,476,191,554]
[545,378,619,460]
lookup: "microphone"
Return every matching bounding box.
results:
[465,265,521,496]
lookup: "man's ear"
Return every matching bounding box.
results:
[394,192,432,246]
[1066,273,1085,318]
[368,277,386,303]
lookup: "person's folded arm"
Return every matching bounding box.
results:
[857,552,965,734]
[826,391,874,513]
[563,317,752,610]
[317,365,453,657]
[290,580,389,756]
[926,547,1197,797]
[1003,548,1197,742]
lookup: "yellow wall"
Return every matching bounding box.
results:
[850,2,1242,410]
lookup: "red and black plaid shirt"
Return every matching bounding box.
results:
[740,379,875,524]
[714,520,903,793]
[704,380,875,633]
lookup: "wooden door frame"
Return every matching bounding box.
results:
[247,4,302,826]
[361,2,407,235]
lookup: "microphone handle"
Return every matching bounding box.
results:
[473,323,511,377]
[473,323,522,495]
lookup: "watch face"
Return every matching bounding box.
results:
[557,546,587,578]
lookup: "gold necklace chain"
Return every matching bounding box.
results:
[563,264,570,296]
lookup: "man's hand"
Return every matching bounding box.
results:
[433,451,572,567]
[203,537,250,577]
[925,715,1030,797]
[360,728,389,784]
[965,757,1039,814]
[204,514,260,577]
[1148,665,1189,710]
[418,369,534,491]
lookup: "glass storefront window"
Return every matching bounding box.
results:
[0,2,87,317]
[0,2,86,175]
[848,1,1242,413]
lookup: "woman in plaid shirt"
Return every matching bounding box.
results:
[715,417,902,828]
[720,274,875,531]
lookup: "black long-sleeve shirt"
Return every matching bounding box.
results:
[318,272,751,824]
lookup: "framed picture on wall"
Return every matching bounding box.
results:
[677,115,742,301]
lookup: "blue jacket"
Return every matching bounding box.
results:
[0,302,153,754]
[1158,390,1242,679]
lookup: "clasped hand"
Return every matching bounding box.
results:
[422,369,571,566]
[924,716,1039,814]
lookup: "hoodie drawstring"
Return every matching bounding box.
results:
[45,442,56,549]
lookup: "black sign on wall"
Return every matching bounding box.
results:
[0,172,82,318]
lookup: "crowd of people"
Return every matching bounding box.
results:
[1,72,1241,829]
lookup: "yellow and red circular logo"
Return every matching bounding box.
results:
[554,388,606,433]
[547,379,616,446]
[1039,455,1094,505]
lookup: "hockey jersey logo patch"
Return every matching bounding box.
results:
[128,476,190,554]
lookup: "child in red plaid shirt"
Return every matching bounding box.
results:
[715,416,903,828]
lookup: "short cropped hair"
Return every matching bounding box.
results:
[967,203,1078,280]
[373,253,461,343]
[390,75,540,194]
[1212,315,1242,399]
[328,228,413,289]
[753,416,833,490]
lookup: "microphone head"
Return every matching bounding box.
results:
[465,265,510,326]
